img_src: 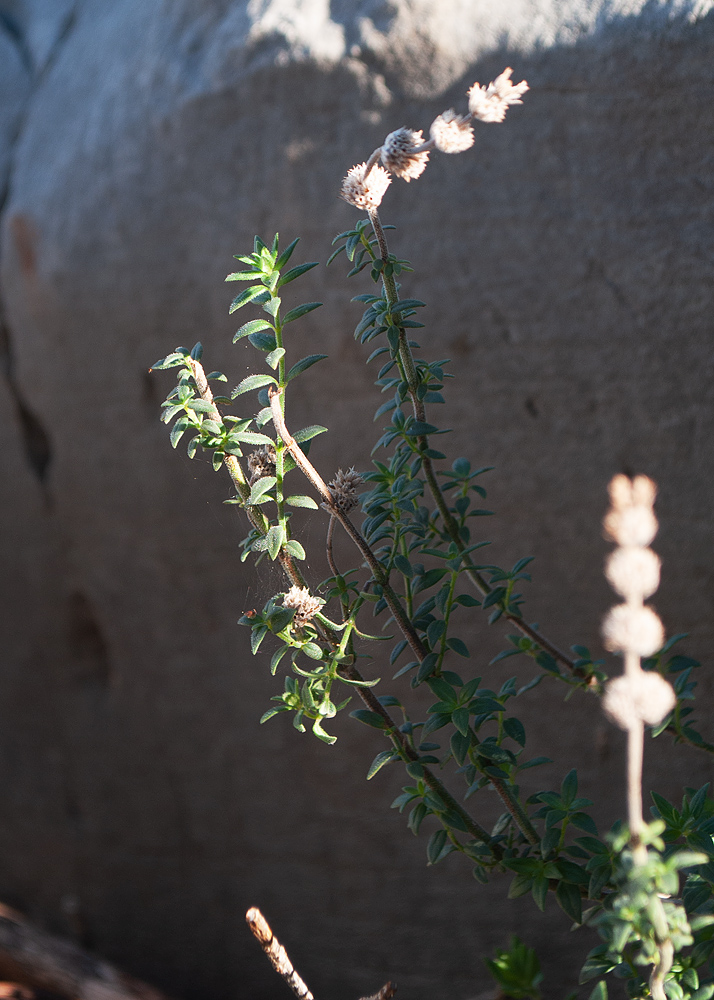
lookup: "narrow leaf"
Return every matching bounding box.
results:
[286,354,328,382]
[283,302,322,324]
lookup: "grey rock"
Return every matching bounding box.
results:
[0,2,713,999]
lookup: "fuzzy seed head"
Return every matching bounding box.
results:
[380,128,430,181]
[605,546,661,601]
[603,505,658,548]
[602,603,665,657]
[467,67,529,123]
[329,467,364,514]
[609,473,657,510]
[247,445,276,486]
[340,161,391,212]
[603,671,676,729]
[282,586,323,628]
[429,110,474,153]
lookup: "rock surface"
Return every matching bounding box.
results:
[0,2,713,999]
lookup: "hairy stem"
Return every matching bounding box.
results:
[188,358,307,590]
[490,776,540,847]
[268,386,428,664]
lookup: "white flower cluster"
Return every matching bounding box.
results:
[282,586,323,628]
[600,475,675,730]
[340,67,528,211]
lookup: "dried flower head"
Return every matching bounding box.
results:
[282,586,323,628]
[608,473,657,510]
[380,128,430,181]
[340,161,391,212]
[429,110,474,153]
[329,467,364,514]
[467,67,529,123]
[605,546,661,601]
[603,505,658,548]
[247,445,276,486]
[602,603,664,657]
[603,671,676,730]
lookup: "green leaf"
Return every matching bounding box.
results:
[350,709,387,729]
[274,237,300,271]
[278,261,319,286]
[170,417,189,448]
[285,495,319,509]
[367,750,399,780]
[248,476,276,504]
[390,298,426,314]
[531,874,548,911]
[229,285,271,313]
[446,637,470,658]
[504,717,526,747]
[150,352,188,370]
[234,318,273,342]
[312,717,337,744]
[405,421,440,436]
[302,642,323,659]
[556,880,582,923]
[588,982,608,1000]
[283,302,322,324]
[451,706,471,737]
[225,269,261,281]
[249,331,277,352]
[232,374,277,397]
[230,431,275,446]
[265,347,285,369]
[293,425,328,444]
[285,539,306,560]
[427,828,449,865]
[251,625,268,654]
[561,769,578,807]
[259,706,288,723]
[266,524,284,560]
[286,354,328,382]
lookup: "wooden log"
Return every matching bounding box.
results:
[0,905,173,1000]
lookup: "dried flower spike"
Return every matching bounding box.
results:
[340,161,391,212]
[605,546,661,601]
[429,110,474,153]
[329,467,364,514]
[248,445,276,486]
[282,586,323,628]
[380,128,430,181]
[467,67,529,123]
[602,603,665,658]
[603,671,676,730]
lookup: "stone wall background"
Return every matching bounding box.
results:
[0,2,712,998]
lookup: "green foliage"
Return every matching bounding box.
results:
[152,222,713,998]
[485,935,543,999]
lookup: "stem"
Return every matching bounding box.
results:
[188,358,307,590]
[490,777,540,847]
[245,907,314,1000]
[326,514,339,578]
[366,211,576,674]
[268,386,428,664]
